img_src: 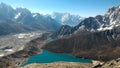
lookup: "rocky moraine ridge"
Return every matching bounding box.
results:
[0,31,51,68]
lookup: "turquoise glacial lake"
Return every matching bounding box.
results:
[46,37,56,41]
[24,49,92,65]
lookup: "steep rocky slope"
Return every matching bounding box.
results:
[0,20,34,35]
[101,58,120,68]
[43,26,120,61]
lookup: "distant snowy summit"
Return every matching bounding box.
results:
[50,12,84,26]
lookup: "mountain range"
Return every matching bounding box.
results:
[0,3,86,35]
[0,3,62,35]
[51,5,120,38]
[50,12,84,26]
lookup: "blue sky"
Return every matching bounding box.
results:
[0,0,120,17]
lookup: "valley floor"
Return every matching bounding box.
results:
[0,31,51,68]
[0,31,45,58]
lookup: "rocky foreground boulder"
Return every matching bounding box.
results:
[101,58,120,68]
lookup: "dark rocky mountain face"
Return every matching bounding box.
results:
[51,16,103,38]
[51,25,73,38]
[0,3,15,20]
[103,6,120,27]
[75,16,103,30]
[15,8,33,23]
[43,26,120,61]
[0,20,35,35]
[51,16,105,38]
[0,3,61,35]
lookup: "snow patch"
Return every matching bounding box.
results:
[79,25,85,30]
[95,19,101,25]
[32,13,37,17]
[14,13,21,19]
[119,6,120,8]
[30,34,35,37]
[17,34,26,39]
[61,13,69,23]
[97,26,113,31]
[16,33,37,39]
[4,49,14,52]
[18,46,24,51]
[109,12,114,19]
[0,54,4,57]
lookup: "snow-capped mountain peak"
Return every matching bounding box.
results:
[98,5,120,31]
[61,13,70,23]
[50,12,84,26]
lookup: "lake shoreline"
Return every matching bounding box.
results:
[23,62,92,68]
